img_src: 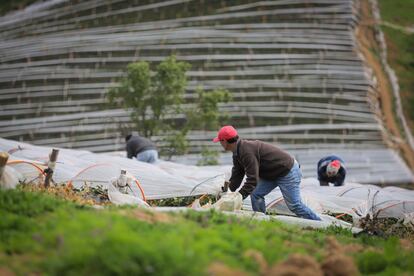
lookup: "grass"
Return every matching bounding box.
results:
[378,0,414,132]
[378,0,414,26]
[1,188,414,275]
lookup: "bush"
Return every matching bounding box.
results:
[357,251,387,273]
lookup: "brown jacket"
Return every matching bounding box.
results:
[229,139,294,199]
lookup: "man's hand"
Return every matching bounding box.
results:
[319,180,329,186]
[221,181,230,192]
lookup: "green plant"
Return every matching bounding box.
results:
[378,0,414,134]
[357,251,387,274]
[107,56,189,138]
[108,56,232,158]
[197,147,220,166]
[2,188,414,275]
[186,87,232,131]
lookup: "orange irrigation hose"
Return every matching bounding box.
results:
[7,160,47,176]
[266,197,284,209]
[375,200,414,214]
[187,194,208,207]
[62,162,147,202]
[67,163,147,202]
[66,163,112,188]
[335,213,349,219]
[134,178,147,202]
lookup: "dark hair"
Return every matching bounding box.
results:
[226,135,239,144]
[125,134,132,142]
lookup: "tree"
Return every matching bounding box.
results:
[107,56,232,160]
[107,56,189,138]
[187,87,232,131]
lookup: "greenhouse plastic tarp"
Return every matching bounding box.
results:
[1,137,414,229]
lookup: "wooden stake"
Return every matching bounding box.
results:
[0,152,9,180]
[44,149,59,187]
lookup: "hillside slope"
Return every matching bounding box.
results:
[0,0,412,184]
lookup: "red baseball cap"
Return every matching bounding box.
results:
[330,160,341,168]
[213,125,238,142]
[326,160,341,176]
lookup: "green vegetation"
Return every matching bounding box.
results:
[378,0,414,132]
[107,56,232,160]
[107,56,190,138]
[1,188,414,275]
[378,0,414,26]
[147,194,217,207]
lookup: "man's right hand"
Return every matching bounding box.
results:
[319,180,329,186]
[221,181,230,192]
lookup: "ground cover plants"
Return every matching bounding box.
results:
[378,0,414,134]
[1,187,414,275]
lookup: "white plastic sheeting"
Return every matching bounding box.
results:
[0,138,225,200]
[1,137,414,229]
[252,178,414,225]
[153,208,363,234]
[0,166,22,189]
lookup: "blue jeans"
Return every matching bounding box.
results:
[136,149,158,164]
[250,161,321,220]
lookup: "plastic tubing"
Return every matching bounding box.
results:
[67,163,147,202]
[7,160,47,176]
[134,178,146,202]
[187,194,208,207]
[67,163,112,188]
[266,197,284,209]
[375,200,414,216]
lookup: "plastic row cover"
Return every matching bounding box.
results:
[1,138,414,223]
[0,138,225,200]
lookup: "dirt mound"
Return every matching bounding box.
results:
[211,243,360,276]
[321,254,359,276]
[120,208,174,224]
[0,267,15,276]
[268,254,323,276]
[322,236,359,276]
[244,249,269,273]
[207,262,248,276]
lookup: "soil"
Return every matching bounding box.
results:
[0,267,15,276]
[215,245,359,276]
[356,0,414,170]
[269,254,323,276]
[120,208,174,224]
[321,236,359,276]
[207,262,249,276]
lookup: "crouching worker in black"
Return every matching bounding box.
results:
[317,155,346,186]
[125,134,158,164]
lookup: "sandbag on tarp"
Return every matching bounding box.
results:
[107,178,149,207]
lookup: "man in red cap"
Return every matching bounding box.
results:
[317,155,346,186]
[213,125,320,220]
